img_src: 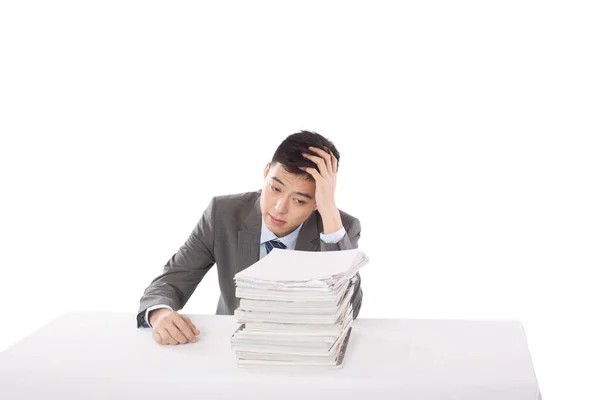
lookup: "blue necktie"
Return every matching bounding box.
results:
[265,239,287,254]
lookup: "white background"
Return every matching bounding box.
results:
[1,1,598,398]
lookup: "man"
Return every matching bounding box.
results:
[137,131,363,345]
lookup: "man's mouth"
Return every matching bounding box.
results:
[268,214,286,225]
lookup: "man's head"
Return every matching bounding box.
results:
[260,131,340,237]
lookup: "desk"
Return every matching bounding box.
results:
[0,312,541,399]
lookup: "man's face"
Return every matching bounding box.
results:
[260,162,317,237]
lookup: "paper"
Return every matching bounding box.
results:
[230,248,368,367]
[234,248,368,283]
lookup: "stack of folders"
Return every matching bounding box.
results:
[231,248,369,368]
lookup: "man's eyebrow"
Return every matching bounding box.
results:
[271,177,313,199]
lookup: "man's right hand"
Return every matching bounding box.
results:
[149,308,200,345]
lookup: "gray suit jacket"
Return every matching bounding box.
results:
[137,190,363,328]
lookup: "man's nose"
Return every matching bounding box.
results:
[275,198,288,214]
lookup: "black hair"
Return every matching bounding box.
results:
[270,130,340,180]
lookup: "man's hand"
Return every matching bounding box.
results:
[301,146,343,234]
[149,308,200,345]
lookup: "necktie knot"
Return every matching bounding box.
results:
[265,239,287,254]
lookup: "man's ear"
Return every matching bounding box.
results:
[263,162,270,179]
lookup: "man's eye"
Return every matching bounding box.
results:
[271,185,280,192]
[295,199,305,204]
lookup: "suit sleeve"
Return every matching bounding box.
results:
[319,217,363,320]
[136,197,217,328]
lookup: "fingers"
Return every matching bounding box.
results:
[151,313,200,345]
[153,330,178,346]
[152,331,163,344]
[302,152,328,176]
[302,146,334,176]
[300,166,322,182]
[182,316,201,336]
[313,146,334,175]
[328,148,338,173]
[173,315,199,343]
[165,323,189,344]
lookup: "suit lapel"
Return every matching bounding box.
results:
[237,196,262,272]
[295,210,321,251]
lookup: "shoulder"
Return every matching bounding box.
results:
[208,191,261,227]
[212,190,260,208]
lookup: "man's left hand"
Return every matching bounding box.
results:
[301,146,343,234]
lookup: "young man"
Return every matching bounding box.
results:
[137,131,363,345]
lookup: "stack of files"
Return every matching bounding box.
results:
[230,248,368,368]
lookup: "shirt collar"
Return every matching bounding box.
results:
[260,218,303,250]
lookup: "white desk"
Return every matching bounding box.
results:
[0,312,541,399]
